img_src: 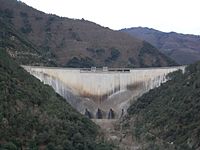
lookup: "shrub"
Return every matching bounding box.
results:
[65,57,95,68]
[20,12,28,18]
[110,48,120,60]
[1,142,17,150]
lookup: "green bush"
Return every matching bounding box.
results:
[65,56,95,68]
[20,12,28,18]
[1,142,17,150]
[0,49,113,149]
[110,48,120,60]
[128,62,200,149]
[20,24,32,34]
[3,9,14,19]
[104,48,120,64]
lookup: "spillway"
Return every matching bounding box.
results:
[23,66,185,118]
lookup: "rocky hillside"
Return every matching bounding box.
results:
[0,49,114,149]
[0,0,176,68]
[121,27,200,65]
[126,61,200,149]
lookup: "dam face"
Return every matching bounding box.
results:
[23,66,185,119]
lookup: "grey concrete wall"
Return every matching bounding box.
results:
[23,66,185,119]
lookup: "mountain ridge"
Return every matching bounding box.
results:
[0,0,176,68]
[121,27,200,65]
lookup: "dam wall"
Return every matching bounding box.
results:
[23,66,185,118]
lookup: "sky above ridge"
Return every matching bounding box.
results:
[20,0,200,35]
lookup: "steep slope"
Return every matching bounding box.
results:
[0,20,57,66]
[126,61,200,149]
[0,49,113,149]
[0,0,176,68]
[121,27,200,65]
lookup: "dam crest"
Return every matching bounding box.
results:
[23,66,185,119]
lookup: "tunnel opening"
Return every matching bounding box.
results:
[84,108,93,119]
[108,108,115,119]
[96,108,103,119]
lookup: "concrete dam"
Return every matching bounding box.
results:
[23,66,185,119]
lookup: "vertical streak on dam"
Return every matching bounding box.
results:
[23,66,185,118]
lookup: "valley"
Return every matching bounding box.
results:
[1,0,200,149]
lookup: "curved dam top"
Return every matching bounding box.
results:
[23,66,185,119]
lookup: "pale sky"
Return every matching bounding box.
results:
[20,0,200,35]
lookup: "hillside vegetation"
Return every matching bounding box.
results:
[0,49,113,150]
[127,62,200,149]
[0,20,57,66]
[0,0,176,68]
[121,27,200,65]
